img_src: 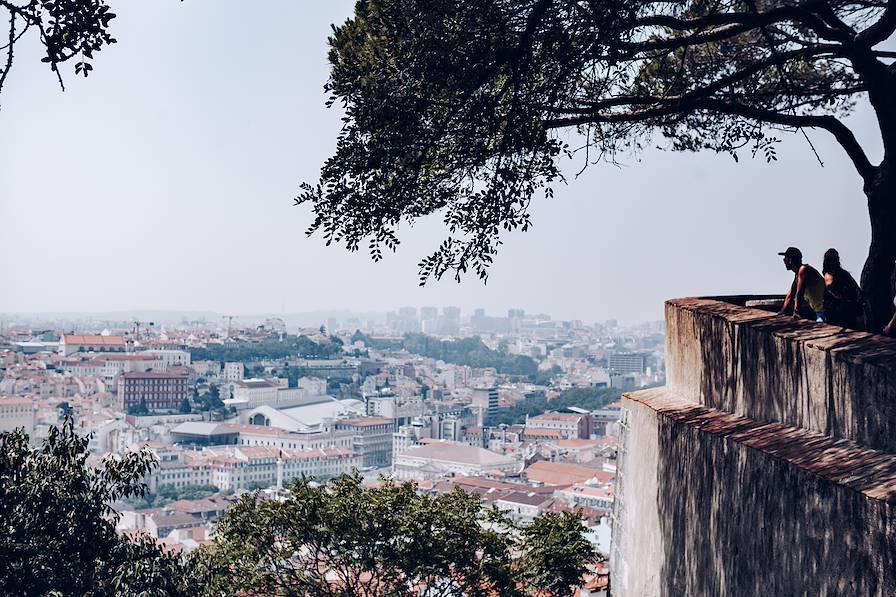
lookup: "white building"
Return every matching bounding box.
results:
[0,396,36,436]
[143,444,360,493]
[143,349,192,367]
[471,387,499,425]
[228,379,321,410]
[59,334,126,356]
[223,362,244,382]
[392,440,519,481]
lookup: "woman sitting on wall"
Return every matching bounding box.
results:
[822,248,862,329]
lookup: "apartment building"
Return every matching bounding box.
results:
[117,371,189,412]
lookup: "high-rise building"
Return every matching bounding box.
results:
[439,306,461,336]
[608,352,647,374]
[472,386,499,425]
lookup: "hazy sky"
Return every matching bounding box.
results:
[0,1,881,324]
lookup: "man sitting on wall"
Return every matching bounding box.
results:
[778,246,826,321]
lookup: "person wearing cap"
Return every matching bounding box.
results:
[778,247,826,321]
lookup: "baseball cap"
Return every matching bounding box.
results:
[778,247,802,260]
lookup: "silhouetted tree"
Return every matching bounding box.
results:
[298,0,896,329]
[0,0,117,105]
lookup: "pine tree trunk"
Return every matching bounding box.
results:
[860,159,896,332]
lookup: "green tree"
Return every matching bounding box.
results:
[193,474,594,596]
[299,0,896,329]
[519,511,597,596]
[179,397,192,414]
[0,419,198,595]
[403,332,539,377]
[127,397,149,416]
[190,334,342,362]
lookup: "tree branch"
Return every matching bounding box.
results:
[693,99,874,181]
[546,97,875,181]
[0,10,14,99]
[856,0,896,45]
[631,5,852,44]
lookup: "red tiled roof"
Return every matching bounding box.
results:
[62,335,125,346]
[524,460,612,487]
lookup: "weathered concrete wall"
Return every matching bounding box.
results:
[665,298,896,452]
[611,388,896,597]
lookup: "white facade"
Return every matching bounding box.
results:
[143,349,192,367]
[223,362,244,382]
[0,397,36,436]
[392,440,519,481]
[144,445,360,493]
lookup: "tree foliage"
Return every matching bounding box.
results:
[403,332,540,377]
[300,0,896,327]
[0,419,197,596]
[0,0,117,104]
[189,334,343,363]
[490,385,623,425]
[193,474,594,597]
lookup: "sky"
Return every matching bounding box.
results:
[0,1,882,324]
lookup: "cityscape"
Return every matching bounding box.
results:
[2,0,894,594]
[0,306,664,583]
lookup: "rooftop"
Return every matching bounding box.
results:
[61,335,125,346]
[402,441,516,467]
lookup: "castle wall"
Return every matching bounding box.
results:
[611,298,896,596]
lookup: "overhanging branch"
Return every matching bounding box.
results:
[545,97,875,181]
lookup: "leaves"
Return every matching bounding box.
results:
[0,0,117,100]
[195,473,596,596]
[299,0,884,282]
[0,418,200,596]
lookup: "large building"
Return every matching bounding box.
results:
[0,396,36,436]
[525,412,593,440]
[118,371,189,412]
[62,354,167,387]
[142,445,360,493]
[335,417,394,468]
[392,440,519,481]
[471,387,499,425]
[222,362,244,382]
[59,334,126,356]
[607,352,646,374]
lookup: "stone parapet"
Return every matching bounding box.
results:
[611,387,896,597]
[665,297,896,452]
[611,296,896,596]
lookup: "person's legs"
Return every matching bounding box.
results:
[797,303,817,320]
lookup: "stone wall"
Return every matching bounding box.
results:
[665,298,896,452]
[611,297,896,597]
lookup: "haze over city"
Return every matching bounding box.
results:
[2,0,895,595]
[0,0,879,323]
